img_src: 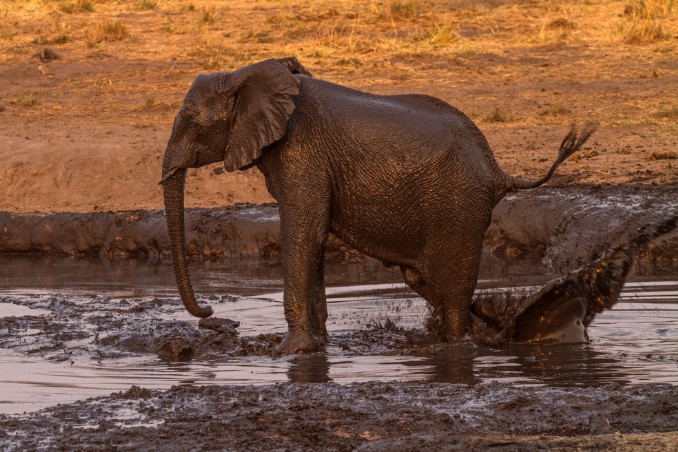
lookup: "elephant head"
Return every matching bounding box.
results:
[159,59,301,317]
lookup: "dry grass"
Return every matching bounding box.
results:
[13,93,40,106]
[86,20,130,46]
[485,107,515,123]
[619,0,675,43]
[541,105,572,117]
[390,0,423,19]
[0,0,675,130]
[648,150,677,160]
[58,0,95,14]
[651,104,678,119]
[2,1,675,67]
[135,1,157,10]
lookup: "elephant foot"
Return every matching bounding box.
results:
[318,327,330,345]
[276,330,324,354]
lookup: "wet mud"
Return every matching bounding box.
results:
[1,381,676,451]
[1,187,677,450]
[1,187,677,271]
[1,282,678,450]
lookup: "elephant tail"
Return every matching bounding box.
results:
[497,123,597,194]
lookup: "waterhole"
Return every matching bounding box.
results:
[0,257,676,414]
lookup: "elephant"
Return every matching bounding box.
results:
[160,57,596,353]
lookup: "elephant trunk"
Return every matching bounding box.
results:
[162,166,213,318]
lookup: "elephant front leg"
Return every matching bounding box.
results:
[277,230,329,354]
[311,249,329,344]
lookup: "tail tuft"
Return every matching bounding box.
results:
[558,122,598,162]
[499,122,599,194]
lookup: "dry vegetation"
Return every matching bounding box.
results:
[1,0,676,123]
[0,0,676,212]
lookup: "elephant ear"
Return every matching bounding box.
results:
[224,59,300,172]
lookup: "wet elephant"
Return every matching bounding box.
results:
[159,57,596,353]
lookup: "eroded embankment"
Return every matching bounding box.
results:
[1,187,676,270]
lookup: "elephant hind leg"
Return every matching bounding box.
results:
[428,250,482,340]
[402,243,483,340]
[400,265,447,337]
[401,265,436,305]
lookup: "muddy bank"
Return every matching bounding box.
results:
[1,255,677,448]
[2,281,677,440]
[1,381,676,451]
[1,187,676,270]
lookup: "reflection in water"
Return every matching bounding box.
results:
[396,343,634,386]
[288,354,331,383]
[401,343,479,385]
[0,256,677,415]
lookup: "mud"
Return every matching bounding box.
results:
[0,380,674,451]
[1,188,677,449]
[1,264,677,449]
[1,187,677,271]
[1,279,678,450]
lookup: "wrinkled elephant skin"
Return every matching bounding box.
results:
[160,57,596,353]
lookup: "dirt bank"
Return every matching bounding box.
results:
[1,187,676,273]
[0,381,676,451]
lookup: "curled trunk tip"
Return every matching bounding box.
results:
[162,167,213,318]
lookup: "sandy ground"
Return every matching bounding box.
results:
[0,0,676,213]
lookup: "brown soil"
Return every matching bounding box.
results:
[0,0,676,213]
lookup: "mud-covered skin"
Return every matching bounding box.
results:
[471,215,678,345]
[161,57,596,353]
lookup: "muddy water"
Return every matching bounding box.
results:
[0,257,676,415]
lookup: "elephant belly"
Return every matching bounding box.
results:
[327,163,493,268]
[329,186,436,267]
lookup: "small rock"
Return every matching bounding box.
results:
[38,48,60,62]
[199,317,240,334]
